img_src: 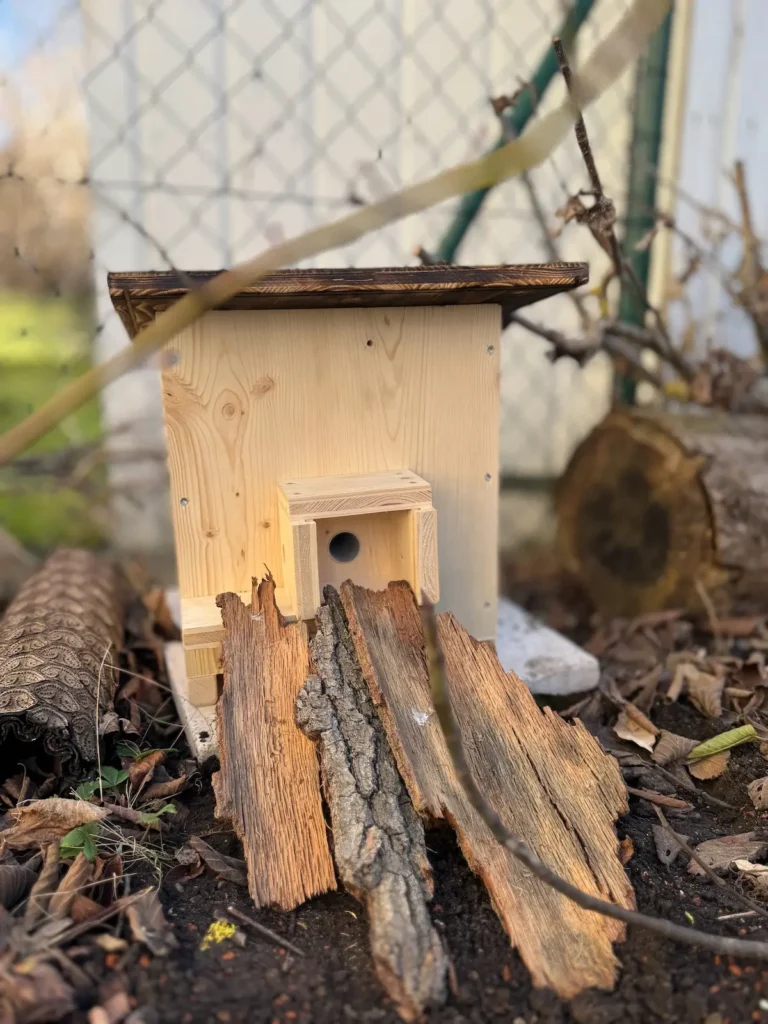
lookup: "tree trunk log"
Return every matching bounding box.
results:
[296,588,448,1022]
[556,409,768,617]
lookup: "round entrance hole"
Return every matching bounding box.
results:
[329,531,360,563]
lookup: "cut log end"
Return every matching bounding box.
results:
[555,410,768,616]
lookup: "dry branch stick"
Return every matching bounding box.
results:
[553,34,694,384]
[491,94,591,331]
[420,597,768,960]
[654,807,768,922]
[0,0,671,464]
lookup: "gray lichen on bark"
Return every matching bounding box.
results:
[296,588,447,1022]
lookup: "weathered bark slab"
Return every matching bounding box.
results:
[213,576,336,909]
[296,589,448,1022]
[557,409,768,616]
[0,548,125,764]
[341,580,634,999]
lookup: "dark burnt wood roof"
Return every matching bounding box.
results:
[108,263,588,337]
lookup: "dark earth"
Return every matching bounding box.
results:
[113,700,768,1024]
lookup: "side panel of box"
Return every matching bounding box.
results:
[161,304,499,639]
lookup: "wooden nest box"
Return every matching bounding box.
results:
[110,264,587,706]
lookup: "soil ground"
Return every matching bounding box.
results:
[122,703,768,1024]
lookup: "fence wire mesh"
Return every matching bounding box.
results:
[0,0,642,558]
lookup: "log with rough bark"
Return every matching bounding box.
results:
[213,575,336,909]
[0,547,126,764]
[556,409,768,617]
[341,580,634,1000]
[296,588,448,1022]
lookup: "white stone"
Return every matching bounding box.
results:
[495,596,599,696]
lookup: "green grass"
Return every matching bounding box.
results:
[0,293,104,550]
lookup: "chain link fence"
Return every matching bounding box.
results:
[0,0,644,562]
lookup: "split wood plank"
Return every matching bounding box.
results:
[212,576,336,909]
[296,589,448,1022]
[341,581,635,999]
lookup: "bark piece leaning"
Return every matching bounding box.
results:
[341,580,634,1000]
[213,575,336,910]
[296,588,448,1022]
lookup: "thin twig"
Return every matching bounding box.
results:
[552,39,602,195]
[491,94,590,330]
[421,596,768,959]
[643,759,734,812]
[224,905,305,957]
[654,807,768,922]
[553,34,694,383]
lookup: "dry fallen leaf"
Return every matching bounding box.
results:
[688,832,767,875]
[3,800,108,851]
[614,704,658,753]
[49,853,93,918]
[687,670,725,719]
[733,859,768,895]
[652,824,691,867]
[24,842,61,928]
[748,776,768,810]
[710,615,766,638]
[0,863,37,909]
[141,775,187,803]
[619,836,634,865]
[128,751,165,793]
[70,893,105,924]
[652,730,697,766]
[93,934,128,954]
[666,662,692,702]
[187,835,248,887]
[0,957,75,1023]
[688,750,730,780]
[125,887,178,956]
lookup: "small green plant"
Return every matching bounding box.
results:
[75,765,129,800]
[116,740,175,761]
[61,821,101,861]
[139,804,177,826]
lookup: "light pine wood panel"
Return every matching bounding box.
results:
[162,304,499,638]
[279,469,431,519]
[184,645,220,677]
[315,511,413,596]
[292,521,320,620]
[187,673,219,707]
[413,507,439,603]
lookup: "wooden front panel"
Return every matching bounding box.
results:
[161,304,499,638]
[315,511,414,596]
